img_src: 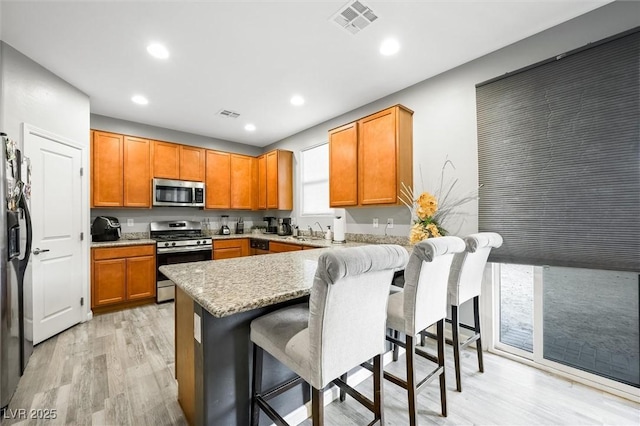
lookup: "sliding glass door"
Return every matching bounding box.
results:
[492,263,639,394]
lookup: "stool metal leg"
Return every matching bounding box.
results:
[251,344,263,426]
[339,374,347,402]
[437,319,447,417]
[373,354,384,425]
[473,296,484,373]
[393,330,400,362]
[311,386,324,426]
[451,305,462,392]
[405,334,418,426]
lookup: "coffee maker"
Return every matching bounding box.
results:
[264,216,277,234]
[277,218,292,236]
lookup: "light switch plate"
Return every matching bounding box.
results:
[127,218,134,227]
[373,218,379,228]
[387,218,394,228]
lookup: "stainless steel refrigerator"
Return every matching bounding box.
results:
[1,133,33,411]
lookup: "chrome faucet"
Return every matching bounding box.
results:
[314,222,324,238]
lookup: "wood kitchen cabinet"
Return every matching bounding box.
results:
[329,122,358,207]
[153,141,205,182]
[205,152,256,210]
[205,150,231,209]
[91,130,151,208]
[268,241,304,253]
[258,149,293,210]
[213,239,250,260]
[230,154,254,209]
[328,104,413,207]
[91,244,156,313]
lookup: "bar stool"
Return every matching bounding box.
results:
[446,232,503,392]
[384,237,466,425]
[250,245,409,426]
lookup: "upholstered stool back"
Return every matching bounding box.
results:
[448,232,503,306]
[402,237,466,336]
[307,245,408,389]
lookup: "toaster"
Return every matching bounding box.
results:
[91,216,122,242]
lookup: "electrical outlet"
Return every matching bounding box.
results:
[127,218,134,227]
[387,218,394,228]
[373,218,379,228]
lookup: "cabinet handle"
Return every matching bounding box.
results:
[32,248,50,255]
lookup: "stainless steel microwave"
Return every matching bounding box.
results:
[153,178,205,207]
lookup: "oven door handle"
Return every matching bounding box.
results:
[157,245,213,254]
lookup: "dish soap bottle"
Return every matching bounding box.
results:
[324,225,332,241]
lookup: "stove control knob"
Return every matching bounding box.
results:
[172,242,176,247]
[164,242,169,247]
[197,240,201,245]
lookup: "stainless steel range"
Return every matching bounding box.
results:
[150,220,212,303]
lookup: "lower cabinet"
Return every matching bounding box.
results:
[269,241,304,253]
[91,244,156,311]
[213,239,250,260]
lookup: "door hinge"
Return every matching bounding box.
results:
[80,167,84,177]
[80,232,84,241]
[80,297,84,306]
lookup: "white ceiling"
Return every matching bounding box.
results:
[1,0,610,147]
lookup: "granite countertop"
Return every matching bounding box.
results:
[160,249,327,318]
[91,238,156,248]
[160,241,407,318]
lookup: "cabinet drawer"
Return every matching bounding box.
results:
[213,239,245,249]
[92,244,155,260]
[269,241,303,253]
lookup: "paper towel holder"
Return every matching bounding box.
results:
[332,213,346,244]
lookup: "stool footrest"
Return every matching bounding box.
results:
[261,376,304,401]
[331,377,375,412]
[459,333,480,350]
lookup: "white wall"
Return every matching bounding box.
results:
[265,1,640,239]
[0,41,91,321]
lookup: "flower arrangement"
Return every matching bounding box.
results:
[399,160,481,244]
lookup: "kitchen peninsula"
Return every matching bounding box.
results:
[160,242,394,426]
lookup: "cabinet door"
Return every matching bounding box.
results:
[329,123,358,207]
[230,154,253,209]
[180,145,206,182]
[93,258,127,307]
[126,255,156,300]
[92,131,123,207]
[266,151,279,209]
[269,241,303,253]
[153,141,180,179]
[205,150,230,209]
[213,247,244,260]
[257,155,267,209]
[123,136,151,207]
[358,107,398,205]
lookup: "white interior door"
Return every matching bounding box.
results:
[25,130,83,344]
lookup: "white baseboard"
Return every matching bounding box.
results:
[272,350,401,426]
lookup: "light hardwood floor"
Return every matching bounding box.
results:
[4,303,638,425]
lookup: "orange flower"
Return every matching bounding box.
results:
[416,192,437,220]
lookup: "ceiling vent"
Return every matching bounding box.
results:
[331,0,378,35]
[216,109,240,119]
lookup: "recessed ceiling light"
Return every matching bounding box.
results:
[131,95,148,105]
[244,124,256,132]
[290,95,305,106]
[147,43,169,59]
[380,38,400,56]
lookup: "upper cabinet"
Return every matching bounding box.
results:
[260,150,293,210]
[205,150,231,209]
[179,145,206,182]
[91,131,151,208]
[328,122,358,207]
[329,105,413,207]
[153,141,205,182]
[205,152,256,210]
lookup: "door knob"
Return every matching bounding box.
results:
[32,248,50,255]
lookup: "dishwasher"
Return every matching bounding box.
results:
[250,239,270,255]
